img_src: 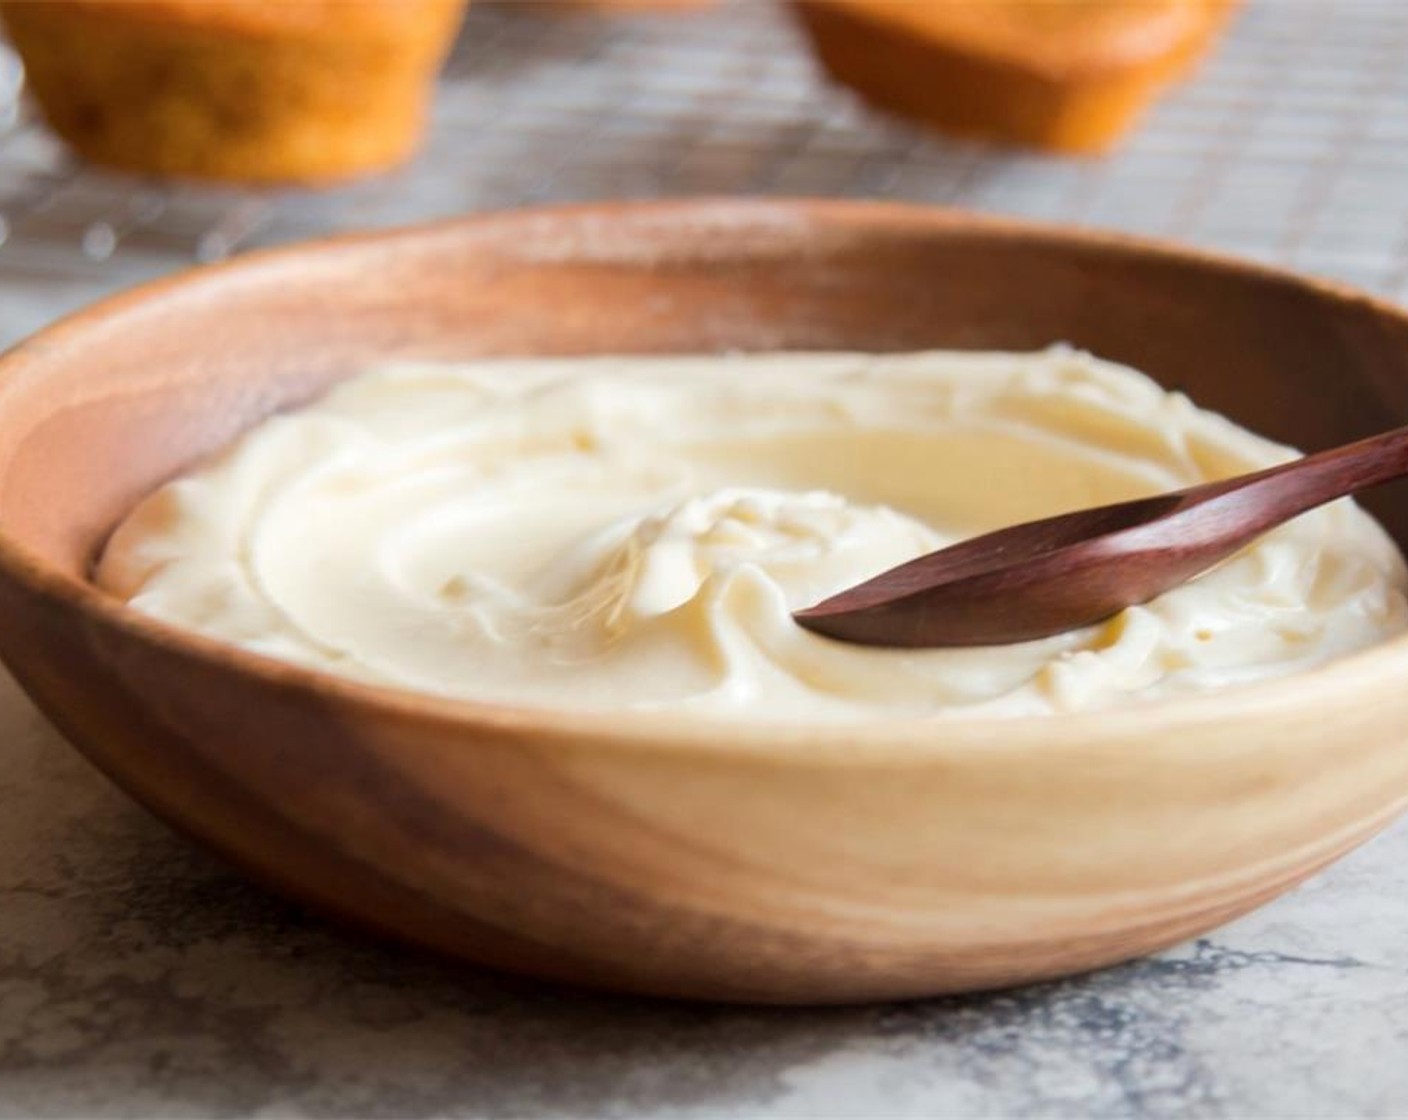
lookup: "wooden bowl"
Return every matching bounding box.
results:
[2,200,1408,1005]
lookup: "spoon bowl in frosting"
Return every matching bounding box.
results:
[3,201,1408,1003]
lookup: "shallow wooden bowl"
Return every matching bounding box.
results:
[2,201,1408,1005]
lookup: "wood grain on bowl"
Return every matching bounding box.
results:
[1,201,1407,1003]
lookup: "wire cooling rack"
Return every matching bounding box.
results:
[2,0,1408,344]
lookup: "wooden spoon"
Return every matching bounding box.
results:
[794,424,1408,648]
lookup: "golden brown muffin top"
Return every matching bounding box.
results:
[0,0,466,39]
[816,0,1227,76]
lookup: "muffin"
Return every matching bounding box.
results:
[0,0,469,184]
[792,0,1237,153]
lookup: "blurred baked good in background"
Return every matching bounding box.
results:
[792,0,1238,153]
[542,0,713,10]
[0,0,469,183]
[0,0,1238,187]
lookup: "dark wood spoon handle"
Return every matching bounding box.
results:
[798,418,1408,649]
[1176,422,1408,540]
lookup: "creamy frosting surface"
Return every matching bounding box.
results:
[97,348,1408,720]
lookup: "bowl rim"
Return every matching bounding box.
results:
[3,195,1407,759]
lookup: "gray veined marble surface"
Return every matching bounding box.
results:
[2,657,1408,1119]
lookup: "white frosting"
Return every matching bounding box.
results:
[97,348,1408,721]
